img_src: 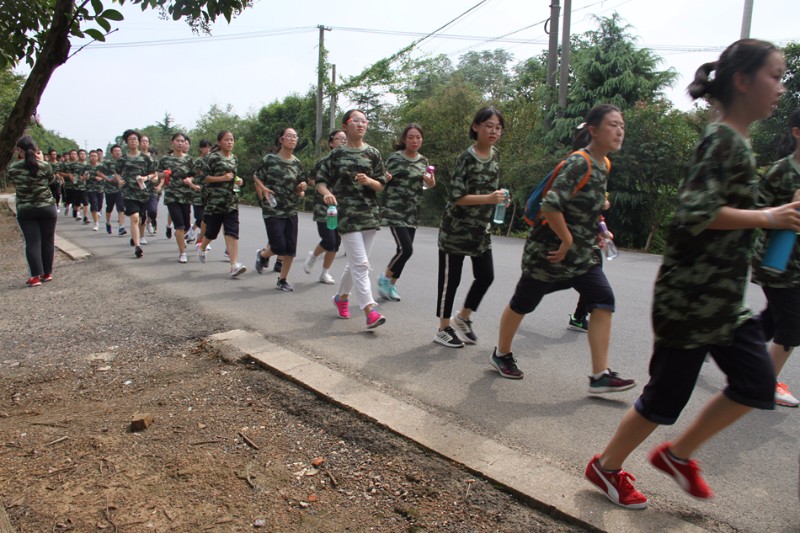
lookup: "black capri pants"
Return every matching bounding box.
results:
[88,191,104,213]
[436,249,494,319]
[758,285,800,349]
[509,264,615,315]
[105,192,124,214]
[204,211,239,240]
[264,215,298,257]
[167,203,192,231]
[387,226,416,279]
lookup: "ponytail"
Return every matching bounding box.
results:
[571,104,621,151]
[778,108,800,158]
[16,135,40,177]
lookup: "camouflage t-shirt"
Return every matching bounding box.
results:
[84,164,104,193]
[652,123,756,349]
[98,160,120,193]
[203,152,238,215]
[380,151,429,228]
[160,154,197,205]
[254,153,305,218]
[751,155,800,288]
[72,162,89,191]
[521,151,606,281]
[437,145,499,256]
[8,160,55,210]
[192,156,206,205]
[61,161,75,190]
[316,144,386,234]
[312,155,330,223]
[116,152,155,202]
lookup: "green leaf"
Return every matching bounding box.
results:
[85,28,106,41]
[91,0,103,15]
[100,8,124,21]
[96,17,111,32]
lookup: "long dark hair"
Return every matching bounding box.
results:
[778,108,800,158]
[572,104,622,151]
[687,39,778,108]
[394,123,423,151]
[16,135,40,177]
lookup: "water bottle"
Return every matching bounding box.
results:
[326,204,338,230]
[493,189,509,224]
[762,229,798,272]
[267,192,277,208]
[423,165,435,190]
[233,176,242,194]
[598,217,619,260]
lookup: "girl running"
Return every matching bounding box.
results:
[254,127,308,290]
[489,104,635,394]
[158,132,197,264]
[196,130,246,278]
[434,106,507,348]
[316,109,387,330]
[751,108,800,408]
[302,129,347,285]
[378,123,436,302]
[585,39,800,509]
[8,136,57,286]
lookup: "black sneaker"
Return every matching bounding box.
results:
[276,278,294,292]
[567,313,589,332]
[134,246,143,258]
[589,369,635,394]
[130,238,135,247]
[255,249,268,274]
[490,348,524,379]
[274,258,283,273]
[453,314,477,344]
[105,223,112,234]
[433,327,464,348]
[166,226,172,239]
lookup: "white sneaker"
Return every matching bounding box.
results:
[139,237,148,245]
[185,228,196,243]
[178,253,188,264]
[230,262,247,278]
[92,223,98,231]
[146,222,155,235]
[303,251,317,274]
[776,382,799,407]
[319,272,335,284]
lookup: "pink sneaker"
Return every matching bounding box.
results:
[648,442,714,499]
[585,454,648,509]
[332,295,349,319]
[366,310,386,330]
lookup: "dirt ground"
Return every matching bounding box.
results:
[0,203,585,532]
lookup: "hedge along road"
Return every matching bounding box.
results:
[50,199,799,533]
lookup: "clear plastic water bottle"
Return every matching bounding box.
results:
[267,192,277,208]
[598,217,619,260]
[423,165,435,190]
[233,176,242,193]
[326,204,338,230]
[493,189,509,224]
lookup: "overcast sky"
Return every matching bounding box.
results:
[24,0,800,149]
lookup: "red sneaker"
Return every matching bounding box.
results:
[26,276,42,287]
[40,273,53,282]
[585,454,648,509]
[648,442,714,499]
[332,295,350,319]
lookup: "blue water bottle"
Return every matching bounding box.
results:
[761,229,798,272]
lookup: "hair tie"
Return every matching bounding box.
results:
[576,122,586,130]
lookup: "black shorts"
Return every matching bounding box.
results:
[316,221,341,252]
[635,318,775,425]
[124,199,147,218]
[105,192,124,214]
[192,204,204,227]
[76,190,89,206]
[758,285,800,348]
[87,191,104,212]
[166,203,192,231]
[204,211,239,240]
[509,264,615,315]
[264,215,298,257]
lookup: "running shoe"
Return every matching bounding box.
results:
[567,313,589,332]
[378,273,397,301]
[197,246,206,263]
[366,310,386,329]
[453,314,477,344]
[648,442,714,499]
[319,272,335,285]
[92,223,98,231]
[166,225,173,239]
[255,249,267,274]
[332,295,350,319]
[185,228,196,243]
[223,250,230,260]
[40,273,53,283]
[134,246,143,258]
[585,454,648,509]
[146,222,154,235]
[433,327,464,348]
[589,370,635,394]
[83,218,91,225]
[178,253,188,264]
[276,278,294,292]
[230,262,247,278]
[489,348,524,379]
[140,237,148,245]
[118,227,127,236]
[105,223,112,234]
[775,382,799,407]
[26,276,41,287]
[273,258,282,273]
[303,251,317,274]
[388,284,401,302]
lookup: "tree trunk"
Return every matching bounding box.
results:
[0,0,73,188]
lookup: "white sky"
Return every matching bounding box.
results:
[25,0,800,149]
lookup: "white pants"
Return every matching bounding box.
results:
[338,230,377,310]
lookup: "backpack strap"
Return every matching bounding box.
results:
[570,150,593,196]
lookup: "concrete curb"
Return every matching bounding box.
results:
[2,194,92,260]
[209,329,708,533]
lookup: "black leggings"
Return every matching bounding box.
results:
[436,249,494,319]
[17,205,57,277]
[386,226,416,279]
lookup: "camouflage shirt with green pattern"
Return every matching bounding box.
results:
[316,144,386,234]
[751,155,800,288]
[521,151,606,281]
[312,155,330,223]
[652,123,757,349]
[71,161,89,191]
[255,153,305,218]
[98,160,120,193]
[61,161,76,189]
[84,164,104,193]
[192,156,206,205]
[380,151,429,228]
[202,152,239,215]
[437,145,499,256]
[8,160,55,210]
[116,152,155,202]
[159,154,197,205]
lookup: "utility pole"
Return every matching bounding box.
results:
[315,24,331,157]
[558,0,571,110]
[740,0,754,39]
[545,0,560,129]
[329,65,337,131]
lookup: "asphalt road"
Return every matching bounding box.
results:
[54,201,799,532]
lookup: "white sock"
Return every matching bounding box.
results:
[591,369,610,380]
